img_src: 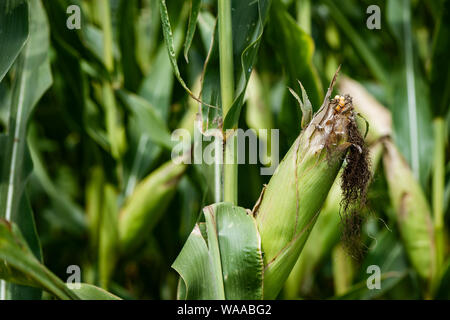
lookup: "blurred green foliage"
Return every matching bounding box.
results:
[0,0,449,299]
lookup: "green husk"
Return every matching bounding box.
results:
[283,171,342,297]
[118,159,187,252]
[254,75,359,299]
[382,139,436,282]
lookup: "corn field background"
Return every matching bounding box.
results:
[0,0,449,300]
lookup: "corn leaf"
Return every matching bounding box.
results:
[0,219,121,300]
[173,203,263,299]
[117,90,174,149]
[0,0,51,300]
[0,219,79,300]
[139,42,183,121]
[183,0,271,131]
[72,284,121,300]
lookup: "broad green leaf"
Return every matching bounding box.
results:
[0,0,52,300]
[203,204,226,299]
[72,283,121,300]
[139,41,184,121]
[0,0,29,83]
[177,176,201,240]
[0,219,79,300]
[117,90,174,149]
[0,219,120,300]
[174,223,219,299]
[119,86,174,197]
[173,203,263,299]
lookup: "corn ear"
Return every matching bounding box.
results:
[255,84,356,299]
[119,160,187,252]
[382,139,436,282]
[284,172,342,298]
[285,142,383,298]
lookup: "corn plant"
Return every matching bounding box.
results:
[0,0,449,301]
